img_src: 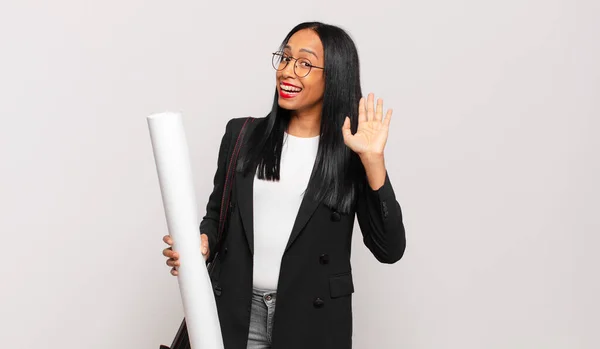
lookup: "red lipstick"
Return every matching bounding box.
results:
[281,81,302,88]
[279,90,298,98]
[278,81,302,99]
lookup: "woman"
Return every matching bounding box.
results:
[162,22,406,349]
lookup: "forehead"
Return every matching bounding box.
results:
[284,29,323,59]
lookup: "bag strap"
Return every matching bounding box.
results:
[217,117,254,243]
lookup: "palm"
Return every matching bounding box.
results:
[342,93,393,157]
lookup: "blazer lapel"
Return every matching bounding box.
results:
[235,118,259,256]
[236,165,256,255]
[234,119,325,255]
[236,166,324,256]
[284,169,324,253]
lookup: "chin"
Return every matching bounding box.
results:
[277,98,297,110]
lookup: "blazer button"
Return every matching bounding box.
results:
[313,298,325,308]
[319,254,330,265]
[381,201,389,218]
[224,247,228,255]
[330,211,341,222]
[214,285,222,297]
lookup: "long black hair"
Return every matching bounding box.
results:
[237,22,365,214]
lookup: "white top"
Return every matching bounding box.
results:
[252,131,320,290]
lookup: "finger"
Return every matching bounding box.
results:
[163,235,172,245]
[342,116,352,140]
[367,93,375,122]
[358,97,366,124]
[162,247,173,258]
[383,109,393,128]
[163,247,179,260]
[375,98,383,122]
[166,259,180,267]
[171,267,178,276]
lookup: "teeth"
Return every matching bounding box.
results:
[280,84,302,92]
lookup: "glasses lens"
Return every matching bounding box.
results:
[295,58,312,77]
[272,52,286,71]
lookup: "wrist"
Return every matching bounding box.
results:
[360,155,386,190]
[359,152,384,166]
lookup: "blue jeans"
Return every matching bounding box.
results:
[247,287,277,349]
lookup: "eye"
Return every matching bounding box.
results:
[298,59,312,67]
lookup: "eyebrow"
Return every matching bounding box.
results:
[284,45,319,59]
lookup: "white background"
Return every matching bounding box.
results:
[1,1,598,348]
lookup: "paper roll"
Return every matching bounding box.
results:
[147,112,223,349]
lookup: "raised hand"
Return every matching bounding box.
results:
[342,93,392,159]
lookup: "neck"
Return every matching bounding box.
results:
[287,109,321,138]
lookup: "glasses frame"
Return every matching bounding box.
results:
[271,51,324,78]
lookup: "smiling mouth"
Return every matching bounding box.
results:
[280,83,303,95]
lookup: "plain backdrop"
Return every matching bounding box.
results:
[1,1,598,348]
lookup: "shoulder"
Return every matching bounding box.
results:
[224,116,267,135]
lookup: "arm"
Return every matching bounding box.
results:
[342,93,406,264]
[199,119,234,264]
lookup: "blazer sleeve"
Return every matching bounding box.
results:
[199,119,234,264]
[356,170,406,264]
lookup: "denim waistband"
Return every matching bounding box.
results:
[252,287,277,297]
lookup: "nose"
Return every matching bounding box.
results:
[281,59,296,78]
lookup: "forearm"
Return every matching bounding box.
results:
[360,153,387,191]
[356,168,406,263]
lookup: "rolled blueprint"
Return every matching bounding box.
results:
[147,112,223,349]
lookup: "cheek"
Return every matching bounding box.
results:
[305,78,325,98]
[318,79,325,94]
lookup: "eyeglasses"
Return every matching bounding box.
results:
[271,51,324,78]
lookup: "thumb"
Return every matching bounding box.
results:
[342,116,352,140]
[200,234,208,254]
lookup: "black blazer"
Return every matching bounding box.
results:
[200,116,406,349]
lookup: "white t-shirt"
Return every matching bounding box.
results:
[252,131,320,290]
